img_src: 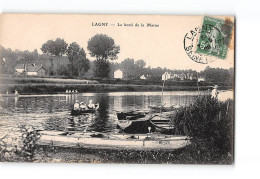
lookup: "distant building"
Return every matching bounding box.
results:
[114,69,123,79]
[198,76,206,82]
[14,63,46,76]
[171,73,180,81]
[162,72,171,80]
[179,73,186,81]
[140,74,147,80]
[27,64,46,76]
[187,73,197,80]
[15,64,26,74]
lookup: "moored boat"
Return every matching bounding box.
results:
[148,105,176,113]
[37,130,190,150]
[150,115,174,133]
[116,110,148,120]
[1,94,19,97]
[117,115,156,133]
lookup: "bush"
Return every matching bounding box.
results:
[171,96,233,162]
[0,125,41,162]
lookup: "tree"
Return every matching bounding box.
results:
[135,59,146,78]
[135,59,146,69]
[87,34,120,77]
[120,58,135,79]
[67,42,90,77]
[41,38,68,74]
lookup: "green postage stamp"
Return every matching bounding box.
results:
[196,16,234,59]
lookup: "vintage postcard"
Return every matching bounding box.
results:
[0,14,234,164]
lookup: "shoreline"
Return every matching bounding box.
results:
[0,83,233,95]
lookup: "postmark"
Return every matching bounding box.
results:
[184,27,217,64]
[196,16,233,59]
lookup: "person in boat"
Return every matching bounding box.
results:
[75,89,78,93]
[87,100,96,109]
[211,85,219,99]
[6,90,9,94]
[79,102,87,111]
[74,100,80,110]
[66,89,69,93]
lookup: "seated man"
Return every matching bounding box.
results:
[74,100,80,110]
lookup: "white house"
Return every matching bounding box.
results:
[15,63,46,76]
[140,74,147,80]
[15,64,26,74]
[162,72,171,80]
[27,64,46,76]
[198,76,206,82]
[114,69,123,79]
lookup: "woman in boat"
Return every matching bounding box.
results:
[87,100,96,109]
[74,100,80,110]
[79,102,87,111]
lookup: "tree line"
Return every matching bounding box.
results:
[0,34,234,84]
[0,34,120,78]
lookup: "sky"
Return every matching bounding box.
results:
[0,14,234,71]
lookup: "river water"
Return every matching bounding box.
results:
[0,90,233,148]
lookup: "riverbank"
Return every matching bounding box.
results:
[0,83,234,94]
[0,76,233,94]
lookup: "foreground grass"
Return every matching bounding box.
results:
[32,143,232,164]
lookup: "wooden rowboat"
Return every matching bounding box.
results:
[148,105,176,113]
[150,115,174,133]
[36,130,190,150]
[1,94,19,97]
[116,111,148,120]
[117,115,156,133]
[71,109,96,116]
[71,104,99,116]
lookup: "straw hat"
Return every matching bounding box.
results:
[213,85,218,89]
[75,100,79,103]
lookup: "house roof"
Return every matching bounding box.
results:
[27,65,45,72]
[15,64,25,70]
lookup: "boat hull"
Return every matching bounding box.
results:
[1,94,19,97]
[116,111,146,120]
[150,115,174,134]
[149,105,176,113]
[71,109,96,116]
[117,117,156,134]
[37,131,190,150]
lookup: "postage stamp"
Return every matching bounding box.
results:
[196,16,234,59]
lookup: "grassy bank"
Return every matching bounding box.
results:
[31,144,231,164]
